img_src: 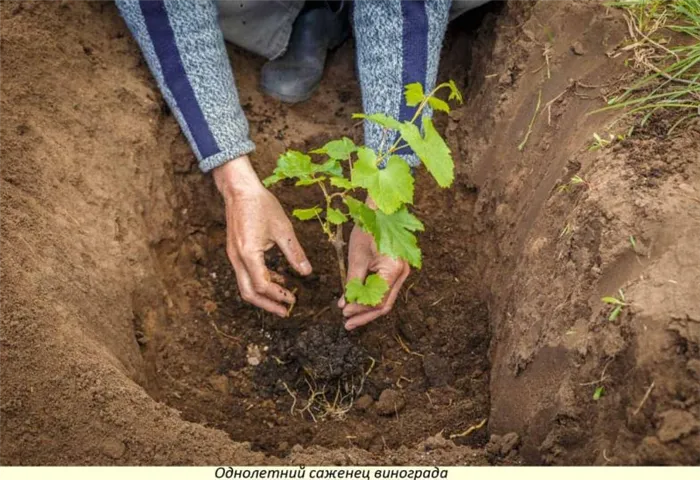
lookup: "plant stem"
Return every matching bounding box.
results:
[380,82,450,164]
[318,179,347,293]
[332,225,347,292]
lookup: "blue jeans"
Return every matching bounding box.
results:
[216,0,492,60]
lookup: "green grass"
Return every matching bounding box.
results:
[596,0,700,132]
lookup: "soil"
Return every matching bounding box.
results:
[2,0,699,467]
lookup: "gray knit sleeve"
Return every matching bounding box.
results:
[116,0,255,173]
[353,0,450,167]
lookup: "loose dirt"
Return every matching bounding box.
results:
[2,0,699,466]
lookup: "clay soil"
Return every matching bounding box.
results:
[2,0,699,466]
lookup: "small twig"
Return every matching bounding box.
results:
[545,89,568,126]
[211,322,240,342]
[282,382,298,416]
[449,418,487,439]
[430,296,445,307]
[286,287,299,317]
[394,333,424,358]
[633,381,655,416]
[312,305,331,320]
[603,449,613,464]
[579,359,613,386]
[518,89,543,151]
[395,376,413,389]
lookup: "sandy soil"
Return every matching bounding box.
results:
[1,0,699,466]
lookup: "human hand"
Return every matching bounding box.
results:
[213,156,312,317]
[337,199,410,330]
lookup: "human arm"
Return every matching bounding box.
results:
[116,0,311,316]
[340,0,450,329]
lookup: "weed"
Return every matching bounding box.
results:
[560,222,574,238]
[593,385,606,400]
[597,0,700,132]
[558,174,591,193]
[265,82,462,305]
[589,132,616,151]
[602,288,629,321]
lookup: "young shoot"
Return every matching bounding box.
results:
[602,288,629,322]
[264,81,463,306]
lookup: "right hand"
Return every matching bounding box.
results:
[213,156,312,317]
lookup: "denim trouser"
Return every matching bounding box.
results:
[216,0,492,60]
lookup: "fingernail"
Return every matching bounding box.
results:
[299,261,311,275]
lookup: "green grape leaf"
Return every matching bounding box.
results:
[351,147,414,214]
[353,113,402,131]
[428,97,450,113]
[311,137,357,160]
[316,159,343,177]
[404,83,425,107]
[264,151,342,186]
[344,199,423,268]
[374,207,424,268]
[345,274,389,306]
[292,207,322,221]
[270,150,316,180]
[326,207,347,225]
[330,177,353,190]
[399,117,454,188]
[447,80,463,103]
[296,177,325,187]
[262,173,283,187]
[344,197,377,234]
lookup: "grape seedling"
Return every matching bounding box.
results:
[264,81,463,306]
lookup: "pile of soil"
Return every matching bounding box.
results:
[2,0,699,466]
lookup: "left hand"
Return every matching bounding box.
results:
[337,220,410,331]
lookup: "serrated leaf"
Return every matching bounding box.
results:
[326,207,347,225]
[316,159,343,177]
[345,274,389,306]
[296,177,325,187]
[428,97,450,113]
[399,117,454,188]
[593,386,605,401]
[330,177,353,190]
[344,197,377,233]
[374,207,424,268]
[351,148,414,214]
[601,296,623,305]
[353,113,402,131]
[447,80,463,103]
[311,137,356,160]
[404,83,425,107]
[292,207,322,221]
[262,173,283,187]
[344,199,424,268]
[270,150,316,181]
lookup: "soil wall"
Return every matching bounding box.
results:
[449,1,700,465]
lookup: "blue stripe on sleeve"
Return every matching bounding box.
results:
[399,0,429,123]
[139,1,220,159]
